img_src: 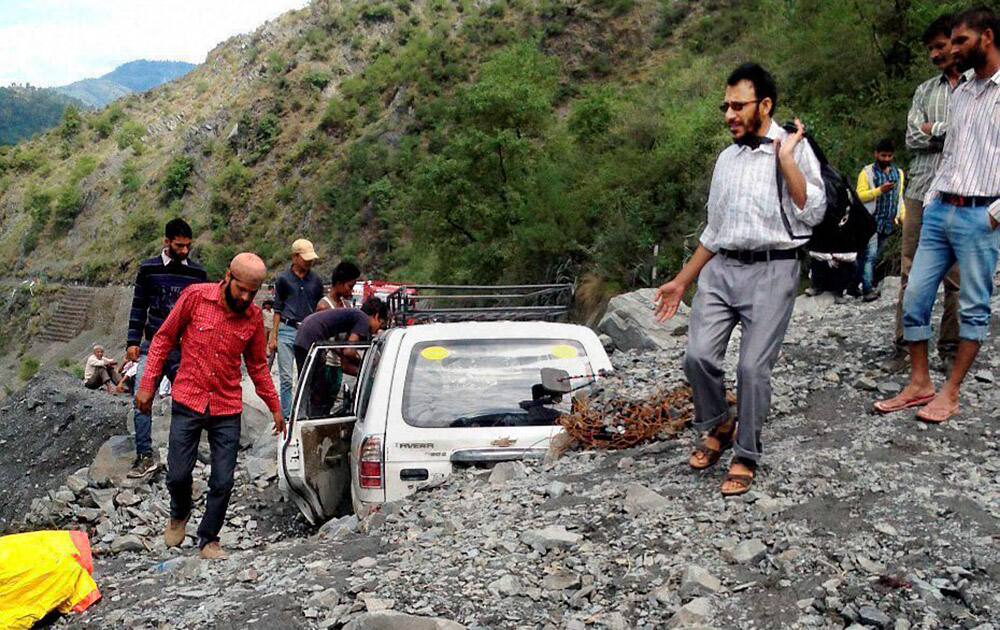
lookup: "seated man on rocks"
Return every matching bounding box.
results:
[83,344,120,392]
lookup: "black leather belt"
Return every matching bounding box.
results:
[719,248,800,264]
[280,316,301,328]
[941,193,1000,207]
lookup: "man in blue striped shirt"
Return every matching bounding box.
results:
[877,7,1000,424]
[125,218,207,477]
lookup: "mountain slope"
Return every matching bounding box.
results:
[0,87,85,145]
[53,79,131,110]
[0,0,952,291]
[54,60,196,108]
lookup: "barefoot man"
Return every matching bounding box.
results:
[654,63,826,496]
[136,253,283,559]
[876,7,1000,423]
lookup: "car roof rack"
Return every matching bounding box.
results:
[386,284,574,325]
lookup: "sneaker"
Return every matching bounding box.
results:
[199,542,228,560]
[862,290,881,303]
[127,453,158,479]
[164,518,188,548]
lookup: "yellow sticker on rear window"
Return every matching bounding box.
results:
[421,346,450,361]
[550,344,578,359]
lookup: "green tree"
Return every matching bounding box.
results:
[161,156,194,203]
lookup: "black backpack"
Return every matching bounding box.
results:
[776,124,876,254]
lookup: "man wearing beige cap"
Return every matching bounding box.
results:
[268,238,324,417]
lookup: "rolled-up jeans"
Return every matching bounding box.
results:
[132,341,181,457]
[166,402,241,549]
[903,198,1000,343]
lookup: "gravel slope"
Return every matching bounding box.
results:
[29,281,1000,628]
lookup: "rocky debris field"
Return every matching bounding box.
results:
[8,279,1000,629]
[0,371,131,531]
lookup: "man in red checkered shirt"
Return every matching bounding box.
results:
[136,252,282,560]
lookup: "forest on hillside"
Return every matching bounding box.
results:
[0,88,83,146]
[0,0,973,296]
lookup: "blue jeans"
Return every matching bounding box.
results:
[166,402,241,549]
[903,199,1000,343]
[858,232,890,294]
[132,341,181,457]
[276,323,298,418]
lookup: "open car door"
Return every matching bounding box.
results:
[278,341,371,525]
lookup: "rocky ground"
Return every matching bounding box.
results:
[7,278,1000,629]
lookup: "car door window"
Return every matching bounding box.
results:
[293,343,369,423]
[356,344,382,421]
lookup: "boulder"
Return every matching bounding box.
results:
[680,565,723,598]
[319,514,359,540]
[90,435,136,485]
[343,612,466,630]
[488,461,525,485]
[724,539,767,564]
[110,534,146,554]
[597,289,689,351]
[242,376,276,448]
[623,483,669,516]
[520,525,583,550]
[666,597,713,628]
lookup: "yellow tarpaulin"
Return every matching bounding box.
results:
[0,530,101,629]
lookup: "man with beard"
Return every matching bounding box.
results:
[268,239,324,419]
[654,63,826,495]
[877,7,1000,424]
[887,14,969,372]
[854,138,906,302]
[136,253,282,560]
[125,218,207,478]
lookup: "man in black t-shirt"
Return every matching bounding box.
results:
[292,298,388,417]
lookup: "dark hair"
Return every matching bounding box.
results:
[262,299,274,307]
[875,138,895,153]
[361,297,389,321]
[922,14,955,45]
[954,7,999,45]
[164,218,193,240]
[727,63,778,113]
[331,260,361,285]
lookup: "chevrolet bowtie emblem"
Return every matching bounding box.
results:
[491,437,516,448]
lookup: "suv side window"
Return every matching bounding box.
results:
[356,344,382,421]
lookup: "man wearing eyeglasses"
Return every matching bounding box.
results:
[136,252,283,560]
[654,63,826,496]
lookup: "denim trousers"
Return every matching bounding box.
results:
[276,323,298,418]
[858,232,891,294]
[902,199,1000,343]
[132,341,181,457]
[166,402,241,549]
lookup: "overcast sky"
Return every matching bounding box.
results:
[0,0,310,87]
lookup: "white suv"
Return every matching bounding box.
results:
[278,320,612,524]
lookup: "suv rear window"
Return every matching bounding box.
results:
[401,338,592,429]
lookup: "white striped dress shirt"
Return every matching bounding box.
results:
[904,71,971,200]
[700,121,827,252]
[927,69,1000,220]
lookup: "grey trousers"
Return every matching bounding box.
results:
[683,255,799,462]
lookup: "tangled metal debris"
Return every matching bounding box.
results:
[560,386,697,450]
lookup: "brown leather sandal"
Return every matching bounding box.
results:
[720,458,756,496]
[689,419,735,470]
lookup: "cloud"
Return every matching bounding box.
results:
[0,0,310,87]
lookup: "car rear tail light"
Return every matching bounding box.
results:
[359,436,383,489]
